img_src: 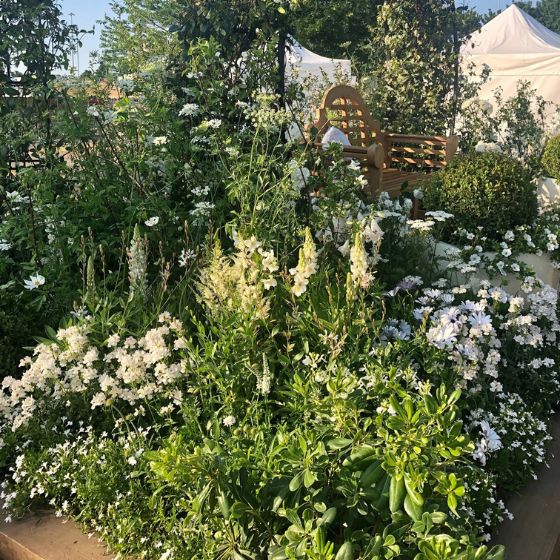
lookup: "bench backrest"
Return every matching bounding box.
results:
[311,85,383,148]
[311,85,458,171]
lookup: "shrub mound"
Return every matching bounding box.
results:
[542,135,560,182]
[424,152,537,238]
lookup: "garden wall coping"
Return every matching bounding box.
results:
[0,505,113,560]
[537,176,560,211]
[434,241,560,293]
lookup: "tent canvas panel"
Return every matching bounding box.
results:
[462,5,560,108]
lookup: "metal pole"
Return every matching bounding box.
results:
[69,12,76,72]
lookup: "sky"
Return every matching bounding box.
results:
[60,0,536,70]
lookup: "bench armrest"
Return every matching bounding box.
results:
[315,143,385,170]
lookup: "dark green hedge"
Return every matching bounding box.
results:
[542,135,560,182]
[424,152,537,239]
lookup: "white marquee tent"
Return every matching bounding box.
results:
[286,38,353,84]
[461,4,560,108]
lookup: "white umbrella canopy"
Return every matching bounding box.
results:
[461,4,560,108]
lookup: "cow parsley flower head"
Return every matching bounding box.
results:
[408,219,435,232]
[425,210,454,222]
[178,102,199,117]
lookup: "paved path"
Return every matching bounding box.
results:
[492,415,560,560]
[0,506,113,560]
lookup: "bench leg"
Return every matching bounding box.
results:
[364,166,382,203]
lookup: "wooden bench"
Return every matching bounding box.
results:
[310,85,458,201]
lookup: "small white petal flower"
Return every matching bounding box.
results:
[145,216,159,227]
[24,273,46,290]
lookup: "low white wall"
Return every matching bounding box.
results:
[537,177,560,211]
[435,241,560,294]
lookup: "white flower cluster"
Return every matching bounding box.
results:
[462,97,494,115]
[244,93,291,132]
[453,212,560,273]
[288,160,310,193]
[0,315,188,434]
[1,423,169,556]
[413,281,560,394]
[460,468,511,536]
[198,235,278,319]
[178,103,199,117]
[469,393,551,477]
[188,184,215,227]
[290,229,318,297]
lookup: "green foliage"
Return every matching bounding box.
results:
[174,0,292,59]
[537,0,560,32]
[424,152,537,239]
[1,3,559,560]
[364,0,457,134]
[291,0,382,63]
[542,135,560,181]
[0,0,82,96]
[100,0,180,75]
[458,81,549,166]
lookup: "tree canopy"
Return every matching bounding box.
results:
[0,0,81,95]
[365,0,460,134]
[100,0,180,75]
[291,0,383,63]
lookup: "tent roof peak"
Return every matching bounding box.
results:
[463,3,560,55]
